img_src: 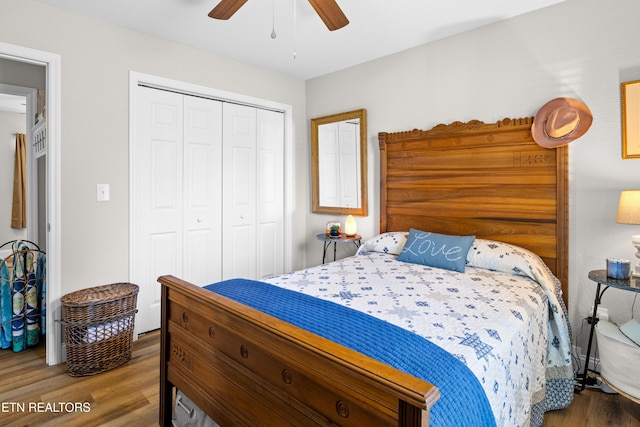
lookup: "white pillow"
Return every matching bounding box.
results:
[467,238,545,279]
[356,231,408,255]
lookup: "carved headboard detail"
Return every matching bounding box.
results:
[378,117,569,304]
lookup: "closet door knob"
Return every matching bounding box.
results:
[197,218,202,223]
[240,214,245,219]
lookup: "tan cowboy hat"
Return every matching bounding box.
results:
[532,97,593,148]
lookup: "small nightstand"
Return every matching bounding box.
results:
[316,233,361,264]
[578,270,640,392]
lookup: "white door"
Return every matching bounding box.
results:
[222,103,257,279]
[222,105,285,280]
[256,109,285,279]
[133,86,222,333]
[182,96,223,286]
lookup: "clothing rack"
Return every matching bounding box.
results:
[0,240,46,352]
[0,239,41,248]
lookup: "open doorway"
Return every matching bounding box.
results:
[0,86,41,243]
[0,74,46,360]
[0,42,62,365]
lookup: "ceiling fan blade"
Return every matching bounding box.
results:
[208,0,248,20]
[307,0,349,31]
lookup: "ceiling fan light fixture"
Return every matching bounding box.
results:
[208,0,349,31]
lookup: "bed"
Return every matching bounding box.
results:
[159,116,573,426]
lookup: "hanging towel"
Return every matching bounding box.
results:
[11,248,25,352]
[10,241,37,352]
[0,259,11,349]
[37,252,46,335]
[0,242,46,351]
[11,133,26,229]
[24,248,39,347]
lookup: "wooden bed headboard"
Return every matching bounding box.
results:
[378,117,569,304]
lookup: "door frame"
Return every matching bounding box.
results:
[0,42,62,365]
[129,71,294,336]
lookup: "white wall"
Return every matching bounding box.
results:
[0,0,308,298]
[0,111,27,244]
[306,0,640,355]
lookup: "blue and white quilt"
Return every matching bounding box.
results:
[262,235,573,427]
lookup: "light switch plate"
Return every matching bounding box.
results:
[97,184,110,202]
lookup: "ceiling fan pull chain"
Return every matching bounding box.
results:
[271,0,277,39]
[293,0,297,59]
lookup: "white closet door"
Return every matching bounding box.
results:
[257,109,284,279]
[134,86,184,334]
[182,95,223,285]
[134,87,284,332]
[222,103,257,279]
[133,87,222,333]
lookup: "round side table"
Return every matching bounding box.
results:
[316,233,361,263]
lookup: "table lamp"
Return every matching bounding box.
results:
[345,215,357,236]
[616,190,640,277]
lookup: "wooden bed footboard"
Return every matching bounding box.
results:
[159,275,440,427]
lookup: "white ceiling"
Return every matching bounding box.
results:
[34,0,564,80]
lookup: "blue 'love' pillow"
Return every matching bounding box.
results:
[397,229,475,272]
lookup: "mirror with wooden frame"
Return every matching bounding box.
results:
[311,109,368,216]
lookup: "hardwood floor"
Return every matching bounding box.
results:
[543,387,640,427]
[0,330,638,426]
[0,331,159,426]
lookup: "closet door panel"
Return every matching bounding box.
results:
[257,109,284,279]
[134,87,184,333]
[183,95,223,285]
[222,103,257,279]
[134,87,286,333]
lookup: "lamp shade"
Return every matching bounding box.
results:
[345,215,357,236]
[616,190,640,225]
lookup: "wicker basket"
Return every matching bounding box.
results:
[60,283,139,377]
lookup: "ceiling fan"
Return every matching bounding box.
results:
[208,0,349,31]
